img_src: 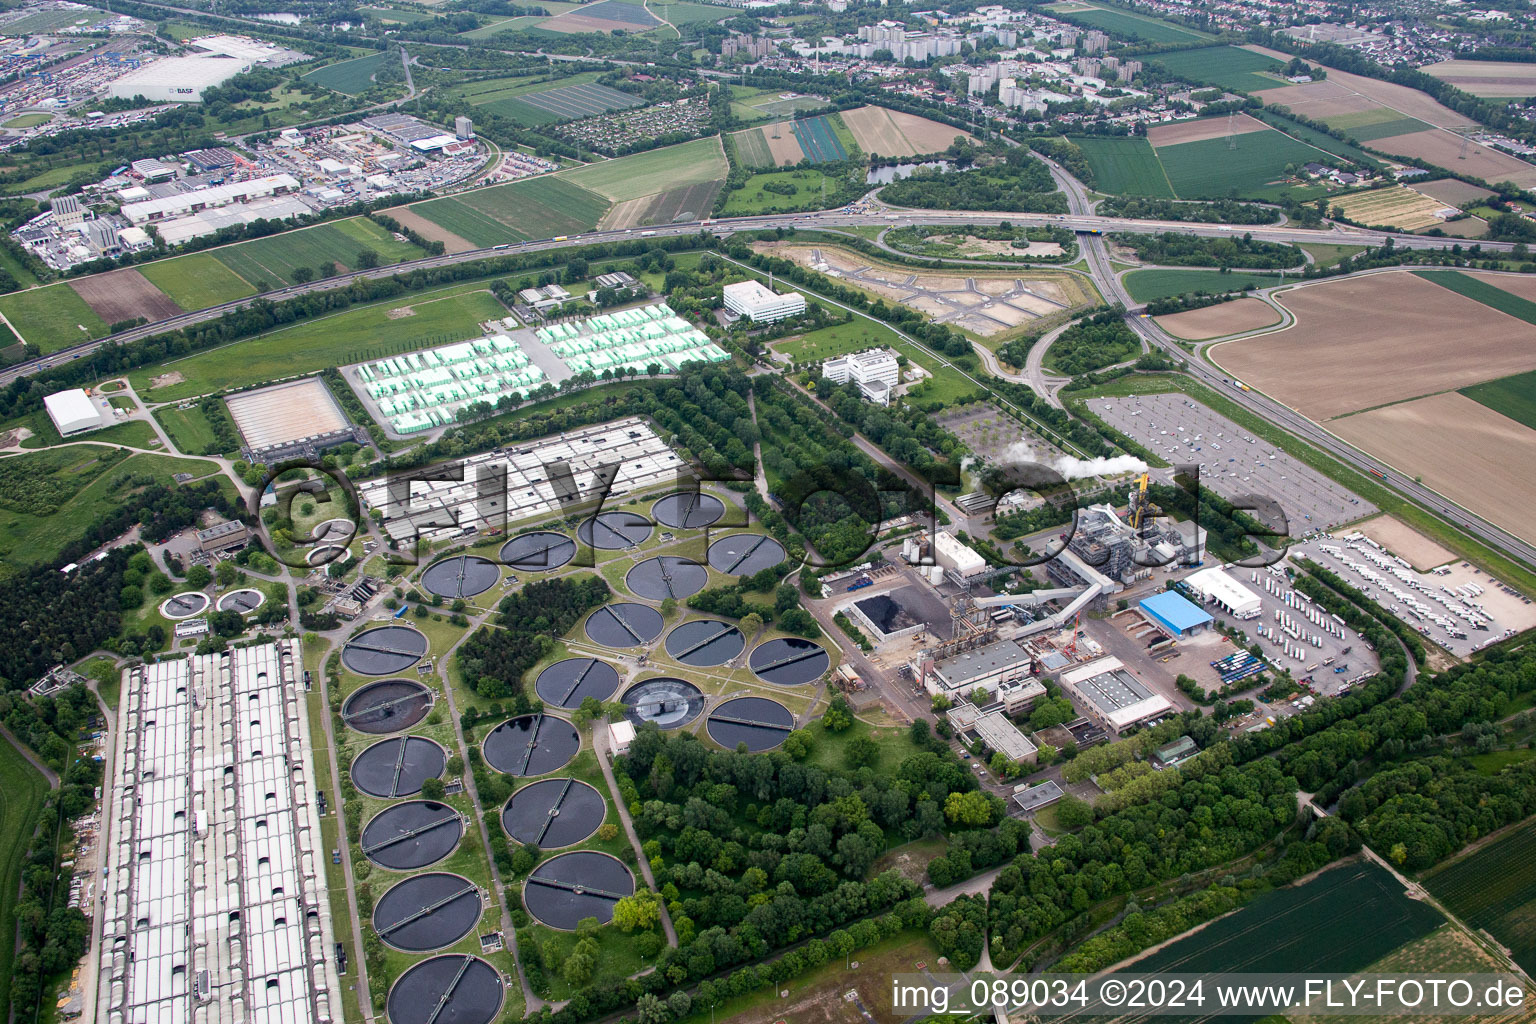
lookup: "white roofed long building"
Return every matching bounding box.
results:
[97,640,341,1024]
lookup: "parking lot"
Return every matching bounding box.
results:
[1093,394,1376,533]
[1288,533,1536,658]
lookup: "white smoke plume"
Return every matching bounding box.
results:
[1050,454,1147,480]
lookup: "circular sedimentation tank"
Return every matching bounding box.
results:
[306,544,347,567]
[577,511,652,550]
[706,696,795,752]
[341,679,433,735]
[534,658,620,709]
[664,619,744,667]
[421,555,499,599]
[361,801,464,871]
[652,491,725,529]
[501,778,606,849]
[707,534,786,576]
[748,638,830,686]
[351,736,446,798]
[387,955,503,1024]
[620,677,704,730]
[584,603,664,648]
[342,625,429,676]
[158,591,209,620]
[482,714,580,777]
[216,588,265,614]
[373,873,483,953]
[498,531,576,572]
[313,517,356,544]
[625,556,707,602]
[524,851,635,930]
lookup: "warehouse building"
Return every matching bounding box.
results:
[96,641,340,1024]
[1139,590,1213,637]
[118,174,300,224]
[1183,565,1262,619]
[43,388,106,436]
[821,348,899,405]
[107,54,255,102]
[1060,655,1174,736]
[722,279,807,322]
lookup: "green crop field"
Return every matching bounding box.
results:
[1460,369,1536,430]
[138,252,257,309]
[1157,130,1326,200]
[732,127,774,169]
[129,283,509,402]
[561,137,729,201]
[1250,110,1386,171]
[1054,4,1206,42]
[0,737,45,1018]
[0,282,109,353]
[1071,136,1175,197]
[205,218,424,289]
[1416,270,1536,326]
[301,51,390,93]
[452,73,561,105]
[1124,268,1289,302]
[1347,116,1435,142]
[416,175,610,246]
[1146,45,1285,92]
[1424,817,1536,975]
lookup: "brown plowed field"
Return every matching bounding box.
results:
[1211,272,1536,419]
[1465,270,1536,302]
[1246,45,1475,127]
[1153,297,1280,339]
[841,105,973,158]
[1147,113,1268,148]
[1369,128,1536,190]
[387,206,475,253]
[1414,177,1495,206]
[1354,514,1455,570]
[764,127,805,166]
[599,179,724,229]
[1253,80,1379,120]
[69,268,181,323]
[1421,60,1536,98]
[1331,392,1536,544]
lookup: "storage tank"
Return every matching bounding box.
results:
[928,565,944,586]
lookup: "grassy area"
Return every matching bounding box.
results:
[1462,748,1536,774]
[127,282,508,402]
[301,51,390,94]
[153,404,220,455]
[1123,268,1289,302]
[773,319,906,362]
[1301,243,1367,268]
[1158,130,1330,202]
[1146,45,1286,92]
[803,710,923,776]
[1071,135,1176,198]
[135,251,255,310]
[561,137,729,202]
[1460,368,1536,430]
[0,282,109,353]
[0,736,46,1018]
[2,113,50,129]
[88,419,162,449]
[203,217,423,289]
[719,168,843,215]
[1072,372,1536,597]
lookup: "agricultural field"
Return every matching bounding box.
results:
[731,122,807,168]
[137,251,258,309]
[3,5,106,32]
[599,179,723,229]
[203,217,424,288]
[790,114,850,163]
[1071,136,1175,197]
[561,136,728,201]
[1414,270,1536,327]
[1145,45,1287,92]
[69,268,182,324]
[1156,129,1327,200]
[1370,129,1536,190]
[491,80,643,125]
[0,737,45,1018]
[128,282,510,402]
[1153,296,1281,339]
[1323,107,1434,142]
[360,4,438,22]
[839,106,971,159]
[1461,368,1536,430]
[1422,59,1536,99]
[0,281,109,353]
[301,51,390,94]
[541,0,660,31]
[1047,2,1207,42]
[412,176,609,245]
[1123,268,1288,302]
[1145,113,1270,148]
[1415,177,1496,207]
[1326,185,1470,233]
[1252,49,1476,128]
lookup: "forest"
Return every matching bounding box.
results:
[1112,232,1304,269]
[1043,309,1142,376]
[455,575,611,697]
[1096,195,1283,224]
[880,149,1068,213]
[0,548,133,687]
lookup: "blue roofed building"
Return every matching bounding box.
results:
[1139,590,1213,637]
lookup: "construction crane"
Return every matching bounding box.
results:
[1128,471,1160,534]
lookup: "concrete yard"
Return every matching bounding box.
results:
[1091,392,1375,533]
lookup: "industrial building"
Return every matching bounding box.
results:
[821,348,900,406]
[933,530,987,581]
[196,519,249,553]
[226,377,359,459]
[119,174,301,224]
[1012,779,1063,814]
[107,53,255,102]
[1068,503,1203,585]
[42,388,106,436]
[96,641,341,1024]
[354,332,547,435]
[608,719,636,756]
[1138,590,1214,637]
[722,280,807,322]
[356,416,687,543]
[919,639,1045,706]
[1183,565,1263,619]
[1059,655,1175,736]
[947,703,1038,764]
[536,303,728,378]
